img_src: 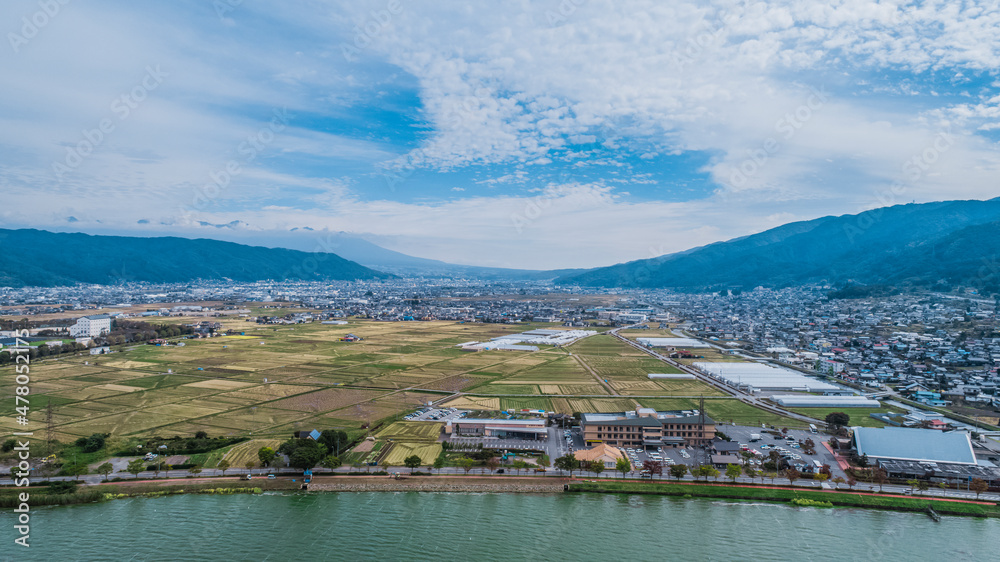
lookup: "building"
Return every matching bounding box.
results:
[69,314,111,338]
[770,395,881,408]
[574,443,626,470]
[446,418,547,440]
[581,408,716,449]
[852,426,977,465]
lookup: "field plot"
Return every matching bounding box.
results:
[381,442,442,466]
[268,388,386,412]
[472,384,539,395]
[376,422,443,442]
[441,396,501,410]
[222,439,284,466]
[499,397,553,411]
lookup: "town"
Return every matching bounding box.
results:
[2,279,1000,511]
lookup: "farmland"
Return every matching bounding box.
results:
[0,317,796,460]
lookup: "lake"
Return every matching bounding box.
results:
[6,491,999,560]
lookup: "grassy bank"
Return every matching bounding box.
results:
[567,481,1000,518]
[0,480,289,508]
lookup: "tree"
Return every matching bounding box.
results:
[352,459,365,473]
[318,430,350,457]
[917,480,929,495]
[217,459,231,477]
[971,478,988,499]
[589,461,605,478]
[938,481,949,493]
[195,431,209,439]
[906,479,919,494]
[245,460,256,476]
[832,476,845,489]
[726,464,742,483]
[703,465,720,482]
[511,460,529,476]
[485,457,500,475]
[257,446,277,468]
[320,455,343,471]
[555,454,580,477]
[642,460,662,479]
[814,472,829,484]
[64,460,89,480]
[857,453,870,468]
[433,456,445,474]
[404,455,423,473]
[872,468,888,492]
[127,458,146,479]
[97,462,114,482]
[743,466,757,482]
[670,464,688,481]
[783,468,800,486]
[825,412,850,431]
[846,476,857,490]
[285,439,326,471]
[457,457,476,475]
[188,465,203,477]
[616,457,631,479]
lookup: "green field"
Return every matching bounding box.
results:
[637,398,805,428]
[784,406,908,428]
[381,442,443,466]
[376,422,444,443]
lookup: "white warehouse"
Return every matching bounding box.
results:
[770,395,881,408]
[647,373,697,380]
[692,362,841,392]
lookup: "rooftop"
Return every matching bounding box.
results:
[853,427,977,465]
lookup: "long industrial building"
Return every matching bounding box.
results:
[771,395,881,408]
[637,337,711,348]
[693,362,841,392]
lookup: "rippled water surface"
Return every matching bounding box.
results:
[7,491,1000,560]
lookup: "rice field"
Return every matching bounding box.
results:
[0,317,789,446]
[381,442,443,466]
[222,439,284,467]
[375,422,444,442]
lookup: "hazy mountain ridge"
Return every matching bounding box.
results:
[556,199,1000,292]
[0,229,390,287]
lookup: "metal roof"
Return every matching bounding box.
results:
[853,427,977,465]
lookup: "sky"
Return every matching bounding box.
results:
[2,0,1000,270]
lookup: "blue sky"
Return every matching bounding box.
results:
[3,0,1000,269]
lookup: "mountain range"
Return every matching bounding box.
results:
[556,198,1000,293]
[0,229,389,287]
[4,198,1000,291]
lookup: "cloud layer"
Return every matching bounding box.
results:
[2,0,999,269]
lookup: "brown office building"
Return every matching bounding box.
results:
[581,408,716,449]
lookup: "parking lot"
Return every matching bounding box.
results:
[406,407,467,422]
[720,424,846,479]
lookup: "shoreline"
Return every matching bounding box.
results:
[5,476,997,519]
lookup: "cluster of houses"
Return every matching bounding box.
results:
[671,287,1000,410]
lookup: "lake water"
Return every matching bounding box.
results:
[5,491,999,560]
